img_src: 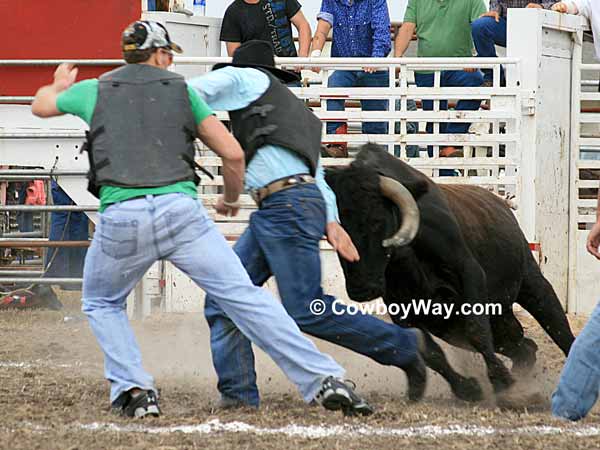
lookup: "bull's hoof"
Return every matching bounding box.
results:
[451,377,484,402]
[405,354,427,402]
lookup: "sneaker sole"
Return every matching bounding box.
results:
[321,389,353,412]
[133,405,160,418]
[321,390,374,416]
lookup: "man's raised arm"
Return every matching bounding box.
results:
[31,63,78,117]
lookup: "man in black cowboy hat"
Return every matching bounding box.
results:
[32,22,373,418]
[189,40,427,410]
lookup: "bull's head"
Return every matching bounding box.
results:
[326,158,423,301]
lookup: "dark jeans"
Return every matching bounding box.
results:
[394,98,420,157]
[415,70,483,176]
[45,181,89,280]
[204,183,418,406]
[16,183,33,232]
[326,70,390,134]
[471,16,507,84]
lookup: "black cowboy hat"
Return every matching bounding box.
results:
[213,40,301,83]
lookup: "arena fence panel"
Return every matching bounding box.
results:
[0,9,594,316]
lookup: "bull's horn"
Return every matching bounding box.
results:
[379,176,420,248]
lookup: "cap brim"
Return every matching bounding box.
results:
[212,62,301,83]
[169,42,183,53]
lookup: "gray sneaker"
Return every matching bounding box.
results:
[111,389,160,418]
[315,377,374,416]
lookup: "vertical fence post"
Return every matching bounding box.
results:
[568,28,583,313]
[508,9,580,307]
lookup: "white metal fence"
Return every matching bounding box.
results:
[4,9,590,316]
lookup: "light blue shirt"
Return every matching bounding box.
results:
[188,67,340,223]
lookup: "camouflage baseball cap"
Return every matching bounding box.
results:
[122,20,183,54]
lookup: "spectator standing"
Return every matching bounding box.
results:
[395,0,486,164]
[551,0,600,422]
[311,0,392,156]
[44,181,89,290]
[220,0,311,58]
[552,178,600,420]
[471,1,553,87]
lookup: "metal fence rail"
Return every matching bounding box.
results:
[1,55,523,290]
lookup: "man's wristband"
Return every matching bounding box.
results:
[310,49,322,58]
[223,200,241,208]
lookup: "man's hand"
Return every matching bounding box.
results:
[53,63,78,93]
[480,10,500,22]
[587,222,600,259]
[363,67,377,73]
[551,2,568,13]
[31,63,78,117]
[463,68,478,73]
[526,3,543,8]
[326,222,360,262]
[310,49,322,73]
[215,196,240,217]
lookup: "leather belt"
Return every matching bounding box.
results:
[250,174,315,206]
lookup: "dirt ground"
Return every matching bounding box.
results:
[2,290,600,450]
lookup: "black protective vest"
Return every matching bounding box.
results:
[228,70,322,176]
[84,64,198,197]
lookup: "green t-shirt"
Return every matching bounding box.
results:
[404,0,486,59]
[56,75,214,212]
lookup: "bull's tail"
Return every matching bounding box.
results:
[516,265,574,357]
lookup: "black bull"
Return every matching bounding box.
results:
[325,144,574,401]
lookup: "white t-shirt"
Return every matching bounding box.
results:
[566,0,600,59]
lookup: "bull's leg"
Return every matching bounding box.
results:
[420,331,484,402]
[490,310,538,374]
[455,258,514,392]
[517,265,575,357]
[385,302,484,402]
[463,314,514,393]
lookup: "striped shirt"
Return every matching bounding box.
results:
[489,0,553,17]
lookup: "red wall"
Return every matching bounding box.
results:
[0,0,141,96]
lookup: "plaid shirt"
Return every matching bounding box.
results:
[489,0,554,17]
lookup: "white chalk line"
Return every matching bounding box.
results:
[0,360,79,369]
[55,420,600,439]
[3,360,599,439]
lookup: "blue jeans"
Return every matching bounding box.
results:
[45,181,89,280]
[415,71,483,176]
[326,70,389,135]
[552,301,600,421]
[471,16,507,84]
[82,193,344,403]
[394,98,420,158]
[16,183,33,233]
[204,184,419,407]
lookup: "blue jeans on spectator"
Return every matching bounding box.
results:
[394,98,420,158]
[82,193,344,403]
[204,183,419,407]
[16,183,33,233]
[326,70,389,135]
[45,181,89,284]
[471,16,507,85]
[415,71,483,176]
[552,301,600,421]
